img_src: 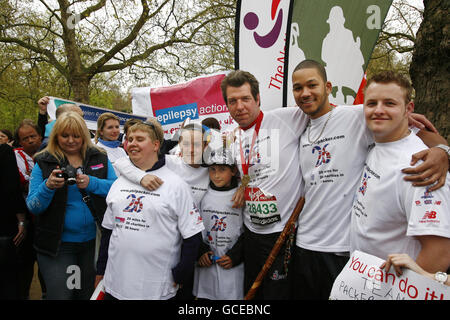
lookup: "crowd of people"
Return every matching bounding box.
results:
[0,59,449,301]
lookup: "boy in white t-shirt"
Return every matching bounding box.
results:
[350,71,450,275]
[193,148,244,300]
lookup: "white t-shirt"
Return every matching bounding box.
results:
[232,107,308,234]
[193,186,244,300]
[296,105,373,252]
[165,155,209,206]
[102,159,205,300]
[350,132,450,261]
[95,141,127,175]
[114,154,209,206]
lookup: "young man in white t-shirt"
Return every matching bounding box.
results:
[290,60,449,300]
[350,71,450,275]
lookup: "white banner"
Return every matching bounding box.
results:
[131,72,237,139]
[237,0,392,108]
[236,0,292,110]
[330,251,449,300]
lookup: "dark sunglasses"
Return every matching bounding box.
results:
[142,121,162,142]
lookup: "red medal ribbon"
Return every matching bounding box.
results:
[239,111,264,177]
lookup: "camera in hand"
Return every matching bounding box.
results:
[56,165,83,185]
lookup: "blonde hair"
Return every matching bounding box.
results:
[94,112,120,143]
[128,118,164,152]
[36,111,99,162]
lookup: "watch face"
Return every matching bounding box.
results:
[435,272,447,283]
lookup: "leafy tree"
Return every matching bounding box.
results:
[366,0,423,78]
[0,42,69,131]
[0,0,236,103]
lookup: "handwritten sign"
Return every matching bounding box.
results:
[329,251,449,300]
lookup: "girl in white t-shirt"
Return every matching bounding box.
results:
[193,149,245,300]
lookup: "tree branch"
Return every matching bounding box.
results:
[78,0,107,22]
[0,37,67,77]
[87,0,166,74]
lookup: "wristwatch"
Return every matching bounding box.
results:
[434,271,448,284]
[435,144,450,158]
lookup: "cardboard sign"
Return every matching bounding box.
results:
[330,251,449,300]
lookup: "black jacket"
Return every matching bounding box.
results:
[33,147,109,256]
[0,144,27,237]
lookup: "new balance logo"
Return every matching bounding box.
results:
[422,211,437,220]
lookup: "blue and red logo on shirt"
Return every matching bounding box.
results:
[358,172,371,196]
[123,194,145,213]
[312,144,331,167]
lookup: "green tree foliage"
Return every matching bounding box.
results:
[0,0,235,132]
[0,43,69,132]
[366,0,423,79]
[0,0,236,103]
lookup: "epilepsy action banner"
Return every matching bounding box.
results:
[329,251,449,300]
[46,97,147,131]
[236,0,392,109]
[131,72,237,138]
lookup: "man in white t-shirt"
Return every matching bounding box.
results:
[290,60,449,300]
[220,70,309,299]
[350,71,450,275]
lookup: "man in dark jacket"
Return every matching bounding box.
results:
[0,144,27,299]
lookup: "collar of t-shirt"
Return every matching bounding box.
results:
[98,138,121,148]
[145,155,166,172]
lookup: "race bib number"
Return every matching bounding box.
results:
[245,187,280,226]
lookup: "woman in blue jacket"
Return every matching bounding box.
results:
[27,111,117,300]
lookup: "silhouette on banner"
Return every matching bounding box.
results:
[322,6,365,104]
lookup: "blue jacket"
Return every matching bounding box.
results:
[27,147,117,256]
